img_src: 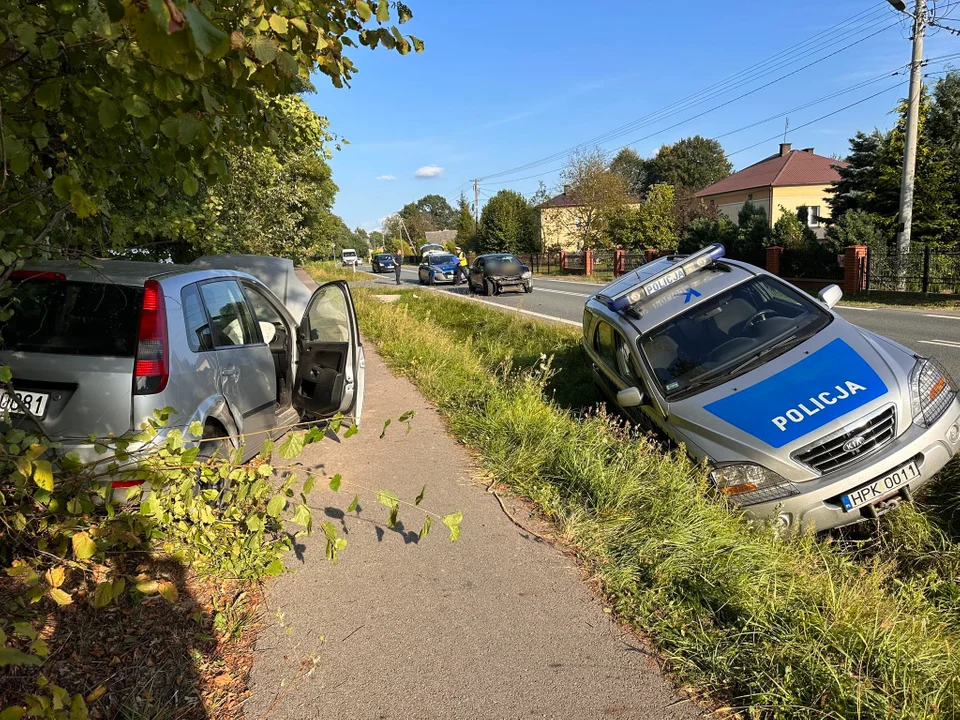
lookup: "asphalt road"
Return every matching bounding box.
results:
[361,264,960,381]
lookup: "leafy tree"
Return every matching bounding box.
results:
[476,190,536,254]
[826,130,890,220]
[558,148,632,250]
[454,193,476,247]
[415,194,457,230]
[678,215,737,254]
[609,148,647,197]
[0,0,422,274]
[671,185,716,237]
[826,209,889,255]
[771,206,816,249]
[645,136,732,191]
[636,184,678,250]
[369,230,385,251]
[735,202,770,254]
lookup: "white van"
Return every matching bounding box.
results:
[341,249,359,267]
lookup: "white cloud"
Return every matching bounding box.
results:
[414,165,444,179]
[376,174,396,181]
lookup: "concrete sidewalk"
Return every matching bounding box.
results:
[246,276,699,719]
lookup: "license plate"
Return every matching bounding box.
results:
[0,390,50,418]
[841,460,920,512]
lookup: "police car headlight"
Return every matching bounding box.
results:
[709,463,799,507]
[522,271,532,279]
[910,357,957,427]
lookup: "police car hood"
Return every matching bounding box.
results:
[428,259,458,271]
[666,318,916,480]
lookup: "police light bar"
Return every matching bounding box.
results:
[609,244,725,313]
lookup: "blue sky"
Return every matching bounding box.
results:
[304,0,960,232]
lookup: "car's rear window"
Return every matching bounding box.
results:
[0,279,143,357]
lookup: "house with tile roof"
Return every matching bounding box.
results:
[695,143,848,238]
[537,186,641,251]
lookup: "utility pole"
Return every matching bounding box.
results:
[473,179,480,230]
[889,0,926,287]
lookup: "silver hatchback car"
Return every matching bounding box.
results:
[0,256,365,490]
[582,244,960,534]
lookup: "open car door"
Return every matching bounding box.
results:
[293,281,365,424]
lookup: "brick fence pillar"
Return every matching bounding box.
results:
[766,246,784,276]
[560,251,567,273]
[585,250,594,275]
[843,245,868,294]
[614,249,625,276]
[643,248,657,264]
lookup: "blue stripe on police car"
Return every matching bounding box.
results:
[704,338,888,449]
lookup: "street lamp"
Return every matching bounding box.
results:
[887,0,907,11]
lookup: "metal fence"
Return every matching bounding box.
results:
[780,247,844,281]
[592,249,616,273]
[868,245,960,294]
[725,247,767,269]
[516,253,562,273]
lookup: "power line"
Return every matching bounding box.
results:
[474,4,898,183]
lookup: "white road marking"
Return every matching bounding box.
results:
[534,276,607,288]
[837,305,877,311]
[535,287,593,298]
[919,339,960,349]
[924,314,960,321]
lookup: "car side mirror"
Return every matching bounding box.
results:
[818,284,843,309]
[617,387,644,408]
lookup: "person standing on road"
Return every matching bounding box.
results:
[455,246,468,285]
[393,251,403,285]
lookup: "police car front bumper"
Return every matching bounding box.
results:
[746,396,960,533]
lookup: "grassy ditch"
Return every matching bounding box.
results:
[347,285,960,719]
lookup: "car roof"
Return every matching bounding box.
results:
[20,259,196,285]
[589,259,764,335]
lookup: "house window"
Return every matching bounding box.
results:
[747,193,753,201]
[800,206,821,227]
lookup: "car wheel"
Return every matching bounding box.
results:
[428,273,435,286]
[524,283,533,294]
[484,279,494,296]
[195,425,231,504]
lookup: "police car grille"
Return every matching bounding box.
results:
[793,407,896,475]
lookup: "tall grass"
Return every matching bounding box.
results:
[353,287,960,719]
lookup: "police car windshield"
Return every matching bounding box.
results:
[639,276,831,399]
[428,253,456,265]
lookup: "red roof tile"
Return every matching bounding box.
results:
[695,149,848,197]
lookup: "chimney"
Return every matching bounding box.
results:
[779,143,792,156]
[801,147,814,154]
[563,184,570,195]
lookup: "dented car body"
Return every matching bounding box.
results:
[582,244,960,533]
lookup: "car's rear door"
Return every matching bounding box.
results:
[292,281,365,423]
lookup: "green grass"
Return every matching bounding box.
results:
[841,291,960,310]
[350,286,960,720]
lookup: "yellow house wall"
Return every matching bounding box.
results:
[770,184,834,224]
[701,187,773,226]
[539,203,644,252]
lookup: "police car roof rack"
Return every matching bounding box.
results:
[602,243,726,315]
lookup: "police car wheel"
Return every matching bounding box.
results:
[428,273,435,285]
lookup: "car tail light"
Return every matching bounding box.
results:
[11,270,66,281]
[133,280,168,395]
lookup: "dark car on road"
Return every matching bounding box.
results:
[372,253,395,273]
[467,254,533,296]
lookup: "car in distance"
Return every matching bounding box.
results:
[581,244,960,534]
[418,252,459,285]
[372,253,396,273]
[341,248,359,267]
[467,254,533,296]
[0,256,365,496]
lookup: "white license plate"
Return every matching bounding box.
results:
[841,460,920,512]
[0,390,50,418]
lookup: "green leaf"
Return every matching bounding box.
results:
[188,421,204,438]
[387,504,399,529]
[72,531,96,560]
[377,489,399,509]
[12,623,37,640]
[266,494,285,518]
[419,516,431,539]
[344,423,359,439]
[251,35,279,64]
[52,175,74,201]
[92,581,114,608]
[98,99,120,129]
[290,18,308,34]
[178,115,201,145]
[182,3,227,55]
[292,504,311,528]
[269,14,289,34]
[0,647,42,667]
[277,431,304,459]
[41,38,60,61]
[104,0,125,22]
[411,35,424,53]
[33,461,53,492]
[123,95,151,118]
[379,419,391,439]
[377,0,390,22]
[328,474,341,492]
[182,175,199,197]
[347,494,359,513]
[36,82,62,110]
[0,366,10,383]
[264,558,284,576]
[414,484,426,506]
[0,706,25,720]
[302,475,317,494]
[69,693,87,720]
[442,511,463,542]
[160,116,179,139]
[166,428,183,451]
[357,1,372,21]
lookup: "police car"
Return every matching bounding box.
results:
[582,244,960,533]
